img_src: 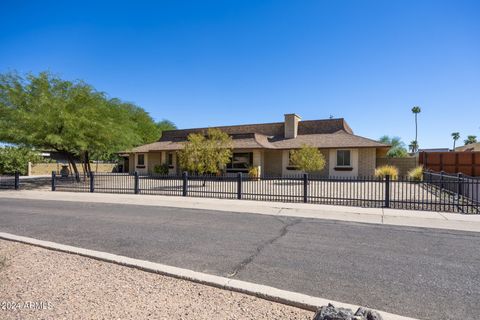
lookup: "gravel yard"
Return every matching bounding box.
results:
[0,240,313,320]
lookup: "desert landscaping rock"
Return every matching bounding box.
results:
[313,304,383,320]
[0,240,313,319]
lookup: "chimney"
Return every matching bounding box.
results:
[284,114,301,139]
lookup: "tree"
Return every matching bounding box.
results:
[408,140,419,153]
[464,135,477,145]
[157,119,177,137]
[378,136,408,158]
[289,145,326,173]
[411,106,421,152]
[451,132,460,150]
[0,72,163,177]
[0,146,42,175]
[178,128,233,175]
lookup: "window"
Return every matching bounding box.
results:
[137,154,145,166]
[226,152,253,172]
[336,150,351,167]
[167,152,174,167]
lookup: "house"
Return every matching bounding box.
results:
[126,114,389,177]
[455,143,480,152]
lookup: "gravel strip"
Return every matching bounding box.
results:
[0,240,313,319]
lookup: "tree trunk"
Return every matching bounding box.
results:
[415,114,418,150]
[84,151,92,177]
[66,153,80,182]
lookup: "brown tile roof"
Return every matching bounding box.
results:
[127,118,388,153]
[160,118,353,141]
[270,131,388,149]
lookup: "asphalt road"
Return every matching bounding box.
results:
[0,198,478,320]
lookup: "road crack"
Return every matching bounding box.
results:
[226,218,300,278]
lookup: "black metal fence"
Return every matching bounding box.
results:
[51,171,480,214]
[0,172,20,190]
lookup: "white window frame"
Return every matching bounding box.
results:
[336,149,351,167]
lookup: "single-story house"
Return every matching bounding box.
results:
[455,143,480,152]
[125,114,389,177]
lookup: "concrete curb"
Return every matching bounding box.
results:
[0,232,417,320]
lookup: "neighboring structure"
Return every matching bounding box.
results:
[418,148,450,153]
[455,143,480,152]
[419,151,480,176]
[126,114,389,177]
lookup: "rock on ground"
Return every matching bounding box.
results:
[313,303,383,320]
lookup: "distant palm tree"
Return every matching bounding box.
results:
[411,106,421,152]
[378,135,408,157]
[451,132,460,150]
[409,140,419,153]
[464,135,477,145]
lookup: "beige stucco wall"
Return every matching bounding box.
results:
[358,148,377,177]
[264,150,283,176]
[329,149,359,177]
[128,154,135,174]
[29,162,116,176]
[147,152,162,173]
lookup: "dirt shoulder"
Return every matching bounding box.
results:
[0,240,312,320]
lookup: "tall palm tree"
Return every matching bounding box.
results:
[464,135,477,145]
[409,140,419,153]
[451,132,460,150]
[411,106,421,152]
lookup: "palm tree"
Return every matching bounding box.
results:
[378,135,408,157]
[411,106,421,152]
[464,135,477,145]
[409,140,419,153]
[451,132,460,150]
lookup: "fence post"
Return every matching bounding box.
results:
[440,171,444,190]
[90,172,95,193]
[134,171,139,194]
[14,171,20,190]
[237,172,243,200]
[384,175,391,208]
[457,173,463,210]
[303,173,308,203]
[51,171,56,191]
[182,171,188,197]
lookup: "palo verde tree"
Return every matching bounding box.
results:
[156,119,177,137]
[289,144,326,173]
[178,128,233,175]
[0,71,163,177]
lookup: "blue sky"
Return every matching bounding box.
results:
[1,0,479,149]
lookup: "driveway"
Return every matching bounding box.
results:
[0,198,478,319]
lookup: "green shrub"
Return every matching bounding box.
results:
[407,166,423,181]
[0,147,42,175]
[375,165,399,180]
[290,145,326,173]
[153,164,169,175]
[248,166,260,179]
